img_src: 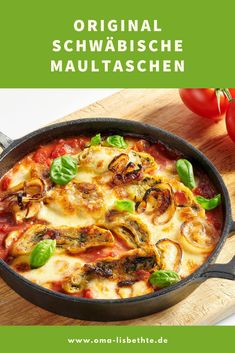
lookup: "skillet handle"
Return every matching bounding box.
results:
[200,256,235,280]
[0,131,13,150]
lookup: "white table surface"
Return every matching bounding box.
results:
[0,88,234,326]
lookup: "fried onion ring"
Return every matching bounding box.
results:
[156,238,182,272]
[180,219,219,254]
[136,183,175,225]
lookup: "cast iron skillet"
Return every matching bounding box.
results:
[0,118,235,322]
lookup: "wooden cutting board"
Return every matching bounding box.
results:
[1,88,235,326]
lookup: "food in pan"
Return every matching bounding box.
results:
[0,134,223,299]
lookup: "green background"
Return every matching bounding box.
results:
[0,0,234,87]
[0,326,233,352]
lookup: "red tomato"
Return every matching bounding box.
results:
[70,137,90,150]
[50,144,69,159]
[32,137,89,165]
[226,100,235,143]
[179,88,235,121]
[135,270,150,281]
[1,175,11,191]
[174,191,188,206]
[51,281,63,293]
[83,288,93,298]
[206,207,222,231]
[46,158,52,167]
[0,232,8,259]
[132,139,150,152]
[33,148,50,164]
[0,223,25,233]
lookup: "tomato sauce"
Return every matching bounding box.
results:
[78,235,131,263]
[50,281,64,293]
[174,191,188,206]
[0,212,27,260]
[32,137,90,166]
[192,168,223,231]
[0,232,8,259]
[82,288,93,298]
[132,139,182,169]
[206,206,223,231]
[0,175,11,191]
[135,269,151,281]
[193,177,216,199]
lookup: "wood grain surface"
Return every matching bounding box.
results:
[1,88,235,325]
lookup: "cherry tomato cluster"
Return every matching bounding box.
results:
[179,88,235,143]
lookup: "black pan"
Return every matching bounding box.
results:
[0,118,235,322]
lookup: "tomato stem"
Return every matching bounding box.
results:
[215,89,221,114]
[222,88,232,101]
[215,88,232,113]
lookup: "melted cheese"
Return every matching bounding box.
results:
[140,209,207,278]
[9,163,31,187]
[12,250,84,285]
[38,205,96,227]
[1,138,220,299]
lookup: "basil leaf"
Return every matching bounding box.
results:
[30,239,56,269]
[50,155,78,185]
[107,135,128,148]
[176,159,196,189]
[114,200,135,213]
[91,133,101,146]
[149,270,180,288]
[195,194,221,210]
